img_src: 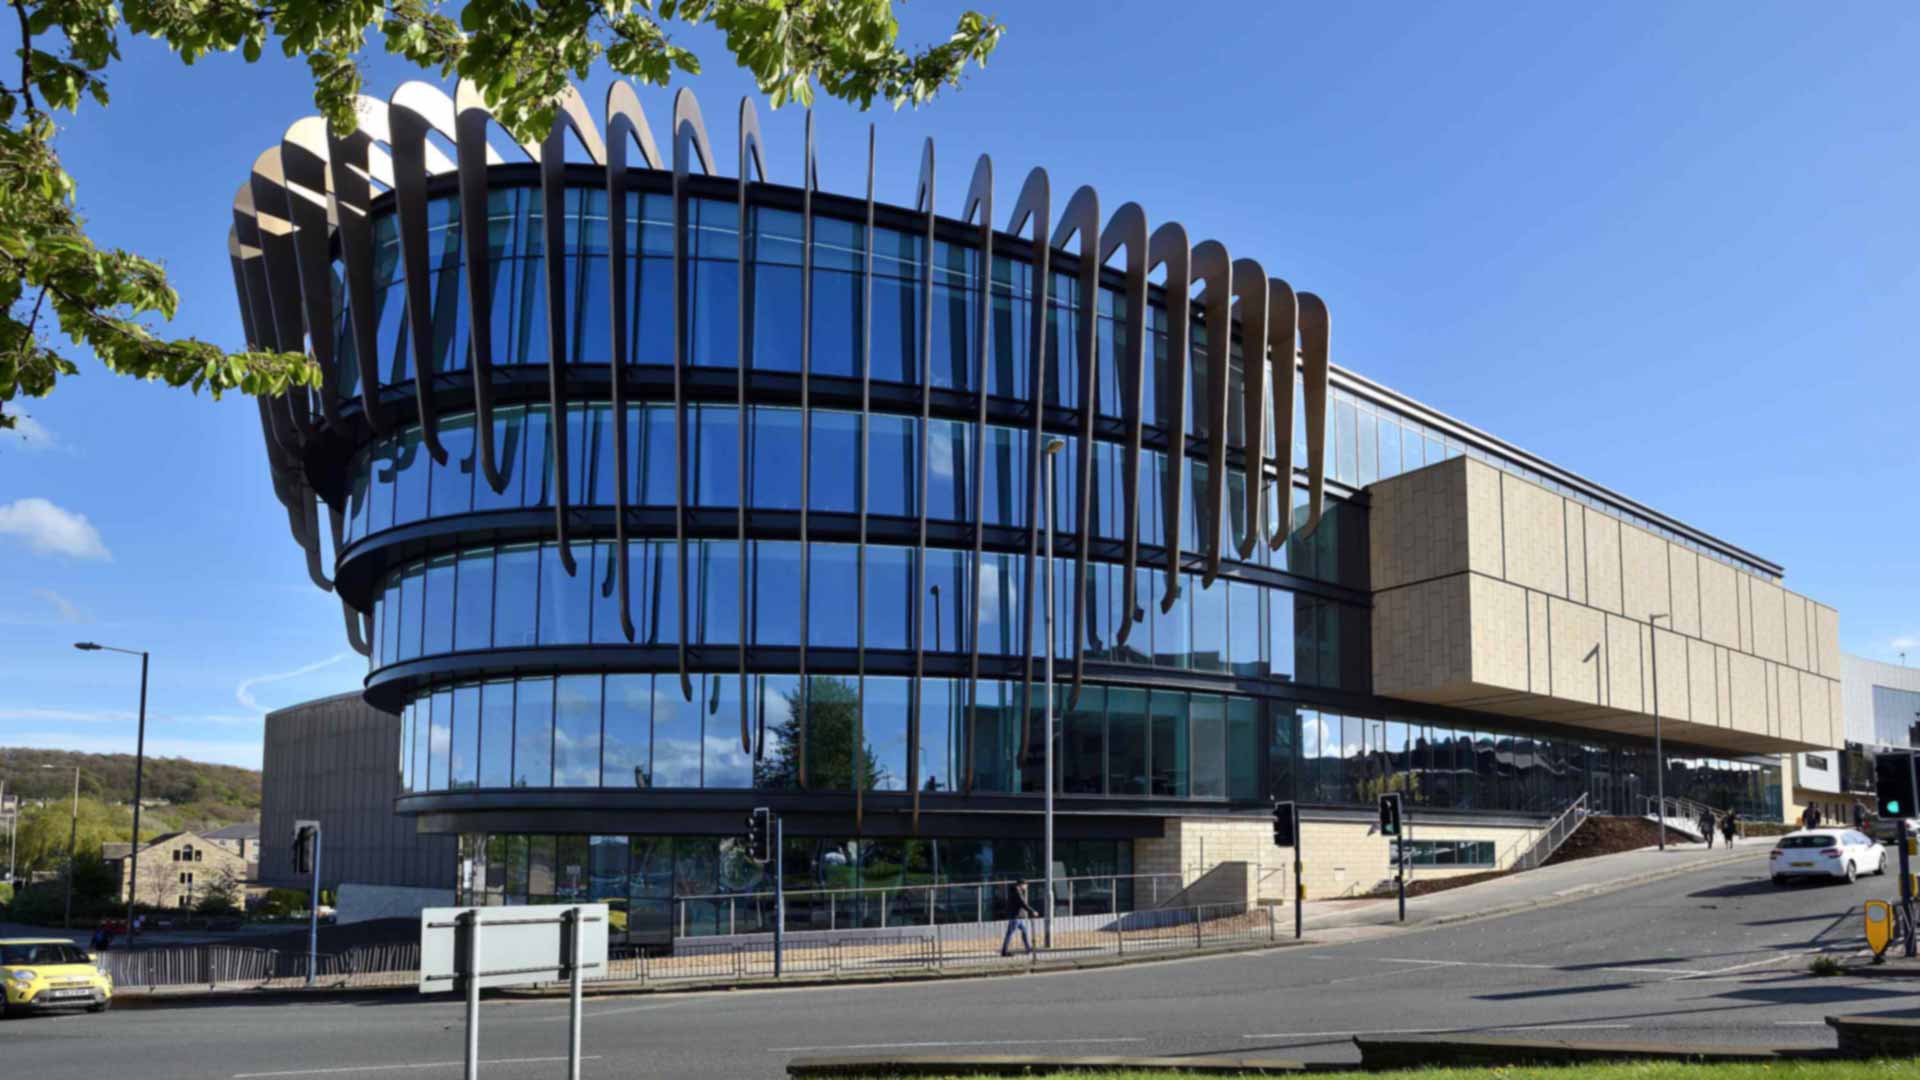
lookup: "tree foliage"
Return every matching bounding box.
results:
[0,1,1002,429]
[753,677,884,792]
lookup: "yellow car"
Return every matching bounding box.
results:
[0,938,113,1018]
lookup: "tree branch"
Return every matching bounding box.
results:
[11,0,35,116]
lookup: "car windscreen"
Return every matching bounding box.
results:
[1777,835,1836,849]
[0,944,83,965]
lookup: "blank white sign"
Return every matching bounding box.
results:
[419,903,609,994]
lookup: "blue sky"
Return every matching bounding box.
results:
[4,3,1917,768]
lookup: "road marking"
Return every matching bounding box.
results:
[233,1057,604,1079]
[769,1037,1147,1053]
[1243,1023,1633,1039]
[1774,1021,1832,1026]
[530,999,694,1022]
[1381,957,1710,977]
[1664,953,1805,981]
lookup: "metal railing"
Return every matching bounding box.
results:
[105,901,1279,993]
[668,872,1184,938]
[1507,791,1591,872]
[1641,793,1719,837]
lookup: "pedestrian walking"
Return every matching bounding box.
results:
[1698,807,1716,848]
[1000,878,1037,957]
[1802,806,1822,831]
[1721,809,1739,848]
[1853,803,1869,831]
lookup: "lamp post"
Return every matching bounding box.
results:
[1647,614,1670,851]
[1042,437,1066,949]
[75,641,149,941]
[930,585,942,653]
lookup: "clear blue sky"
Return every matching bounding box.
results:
[3,3,1916,768]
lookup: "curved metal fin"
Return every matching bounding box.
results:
[343,596,372,657]
[388,81,460,465]
[1098,202,1148,650]
[1265,279,1299,548]
[960,152,991,794]
[910,134,934,831]
[456,78,534,500]
[605,79,662,650]
[327,100,390,434]
[1146,222,1190,614]
[1190,240,1231,588]
[1006,167,1049,768]
[671,87,715,704]
[1298,292,1331,534]
[279,118,342,427]
[1050,184,1099,707]
[1230,257,1269,563]
[737,96,768,755]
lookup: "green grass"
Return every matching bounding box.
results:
[850,1063,1919,1080]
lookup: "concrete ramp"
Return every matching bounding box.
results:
[1152,861,1250,910]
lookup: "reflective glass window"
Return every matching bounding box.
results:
[397,562,426,661]
[1227,698,1259,800]
[918,677,959,793]
[393,430,429,525]
[399,703,415,792]
[479,680,514,788]
[866,677,911,791]
[976,551,1022,656]
[981,425,1027,527]
[637,540,680,645]
[926,419,972,522]
[421,554,456,656]
[696,541,741,646]
[637,404,676,506]
[1190,694,1226,799]
[553,674,602,787]
[865,546,914,651]
[702,675,751,789]
[450,684,480,789]
[493,543,539,647]
[751,541,802,646]
[588,542,632,645]
[1229,580,1263,677]
[602,674,650,788]
[1063,685,1106,795]
[538,541,591,644]
[513,677,554,787]
[1149,690,1189,798]
[870,274,918,385]
[1189,576,1225,673]
[809,410,861,513]
[1151,569,1187,668]
[1106,687,1149,796]
[455,548,495,652]
[922,548,969,654]
[805,676,862,790]
[808,543,860,648]
[694,405,739,507]
[578,404,617,506]
[753,674,804,791]
[749,407,803,510]
[929,241,977,391]
[473,407,528,511]
[430,413,476,517]
[650,674,702,788]
[868,414,918,517]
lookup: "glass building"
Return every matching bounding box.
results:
[236,83,1826,938]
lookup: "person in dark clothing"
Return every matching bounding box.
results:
[1722,810,1739,847]
[1802,806,1822,831]
[1699,807,1716,848]
[1000,879,1037,957]
[1854,803,1870,831]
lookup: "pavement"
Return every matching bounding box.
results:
[2,837,1914,1079]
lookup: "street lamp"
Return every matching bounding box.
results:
[75,641,149,941]
[1042,436,1066,949]
[38,764,80,929]
[1647,614,1670,851]
[930,584,942,654]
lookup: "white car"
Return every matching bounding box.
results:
[1770,829,1886,885]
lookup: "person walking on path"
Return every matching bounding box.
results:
[1000,879,1037,957]
[1802,806,1822,831]
[1699,807,1716,848]
[1722,810,1739,848]
[1854,803,1869,832]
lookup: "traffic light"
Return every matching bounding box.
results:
[291,822,318,875]
[744,807,772,863]
[1378,793,1403,838]
[1272,801,1297,848]
[1876,751,1917,818]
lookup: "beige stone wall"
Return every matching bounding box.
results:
[1134,816,1278,907]
[1370,456,1841,755]
[121,832,249,910]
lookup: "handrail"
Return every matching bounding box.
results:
[1641,793,1719,834]
[1503,791,1591,872]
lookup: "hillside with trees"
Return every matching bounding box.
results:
[0,748,260,876]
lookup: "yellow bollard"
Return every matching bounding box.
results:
[1866,900,1893,960]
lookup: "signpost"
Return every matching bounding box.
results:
[1272,800,1302,940]
[421,903,609,1080]
[1379,793,1406,922]
[1875,750,1918,958]
[292,820,322,986]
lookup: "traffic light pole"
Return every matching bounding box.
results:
[1398,809,1409,923]
[773,815,785,977]
[1293,804,1303,941]
[306,825,323,988]
[1900,818,1915,959]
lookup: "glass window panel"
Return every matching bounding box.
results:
[805,675,862,790]
[749,406,803,510]
[650,673,702,788]
[696,540,741,646]
[866,677,911,791]
[870,275,918,385]
[1357,408,1378,486]
[638,540,681,646]
[521,404,554,506]
[552,674,602,788]
[701,674,751,789]
[868,414,919,517]
[637,404,676,506]
[1150,690,1190,797]
[393,429,429,525]
[1379,418,1403,480]
[922,548,969,654]
[976,551,1022,656]
[694,405,739,508]
[588,541,632,645]
[864,545,915,652]
[809,268,862,378]
[980,425,1027,527]
[1228,580,1262,677]
[1227,698,1258,801]
[537,541,591,644]
[478,681,514,788]
[450,685,480,789]
[576,403,616,506]
[492,543,539,647]
[397,562,426,661]
[809,410,861,513]
[917,677,958,793]
[472,407,527,511]
[926,419,972,523]
[965,680,1016,794]
[1190,575,1226,673]
[750,540,802,646]
[691,258,739,368]
[421,555,456,656]
[1190,694,1227,799]
[513,677,554,787]
[808,543,860,648]
[454,548,495,652]
[427,687,452,791]
[430,413,477,517]
[752,674,804,791]
[602,674,651,789]
[1151,569,1188,668]
[751,257,803,372]
[1063,685,1106,795]
[1106,687,1149,796]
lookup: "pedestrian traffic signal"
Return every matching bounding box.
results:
[745,807,773,863]
[1272,801,1297,848]
[1378,793,1403,838]
[291,822,319,875]
[1876,751,1917,818]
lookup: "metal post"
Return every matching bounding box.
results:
[1292,804,1303,940]
[463,910,481,1080]
[1044,432,1059,945]
[64,765,78,929]
[1649,613,1669,851]
[1397,808,1409,923]
[567,907,584,1080]
[306,826,322,987]
[773,816,785,978]
[1902,817,1917,959]
[128,651,148,942]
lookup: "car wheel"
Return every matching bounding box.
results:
[86,1000,109,1014]
[1845,861,1858,884]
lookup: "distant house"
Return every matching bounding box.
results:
[108,831,250,909]
[202,822,261,877]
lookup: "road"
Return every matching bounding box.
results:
[5,851,1915,1079]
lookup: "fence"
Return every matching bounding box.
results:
[106,901,1279,992]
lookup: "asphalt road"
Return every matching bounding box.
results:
[5,850,1915,1079]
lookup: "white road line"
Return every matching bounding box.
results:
[233,1057,603,1079]
[1243,1023,1634,1039]
[1381,957,1710,977]
[1664,953,1804,981]
[1499,1023,1634,1032]
[1774,1021,1834,1026]
[530,999,694,1022]
[768,1037,1147,1053]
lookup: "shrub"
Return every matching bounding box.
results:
[6,884,66,926]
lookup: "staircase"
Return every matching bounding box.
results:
[1507,792,1593,872]
[1640,794,1718,842]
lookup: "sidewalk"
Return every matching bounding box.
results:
[1296,837,1769,933]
